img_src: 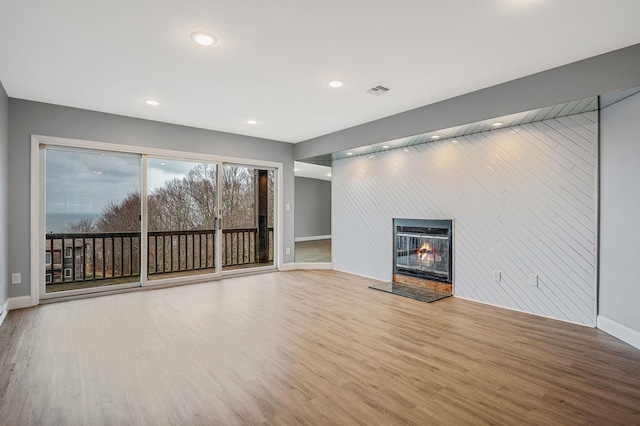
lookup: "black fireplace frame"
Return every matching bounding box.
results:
[393,218,453,284]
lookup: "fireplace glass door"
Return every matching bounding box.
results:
[395,233,450,280]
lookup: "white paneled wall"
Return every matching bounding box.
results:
[333,112,597,326]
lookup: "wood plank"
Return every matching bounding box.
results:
[0,270,638,425]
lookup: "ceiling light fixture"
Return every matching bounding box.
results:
[245,119,259,125]
[492,122,504,127]
[190,31,217,46]
[346,152,353,156]
[144,99,160,106]
[430,135,440,140]
[382,145,390,149]
[328,80,344,88]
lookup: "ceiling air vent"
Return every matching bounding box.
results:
[366,85,390,96]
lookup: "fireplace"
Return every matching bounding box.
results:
[370,218,453,303]
[393,218,453,285]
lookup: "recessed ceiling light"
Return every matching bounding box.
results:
[346,152,353,156]
[492,122,504,127]
[190,31,217,46]
[328,80,344,88]
[144,99,160,106]
[430,135,440,140]
[403,148,409,152]
[326,173,332,177]
[160,162,166,166]
[245,119,259,125]
[382,145,390,149]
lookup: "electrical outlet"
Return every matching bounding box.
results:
[285,247,290,255]
[528,274,538,287]
[493,271,501,282]
[11,273,21,285]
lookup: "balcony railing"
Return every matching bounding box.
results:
[45,227,274,285]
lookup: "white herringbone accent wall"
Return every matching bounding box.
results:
[333,112,597,326]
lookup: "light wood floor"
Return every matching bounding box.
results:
[294,239,331,262]
[1,270,639,425]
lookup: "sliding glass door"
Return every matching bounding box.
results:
[147,158,219,280]
[221,165,275,271]
[40,142,278,299]
[44,147,142,293]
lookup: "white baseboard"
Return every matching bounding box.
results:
[597,315,640,350]
[7,295,35,311]
[293,262,333,270]
[0,301,7,328]
[295,235,331,242]
[331,267,389,284]
[454,295,595,328]
[279,263,333,271]
[279,263,296,271]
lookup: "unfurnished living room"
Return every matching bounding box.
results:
[1,1,640,425]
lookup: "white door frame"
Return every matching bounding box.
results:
[30,134,284,305]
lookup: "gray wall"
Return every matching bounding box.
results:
[294,177,331,239]
[600,91,640,334]
[295,43,640,162]
[8,99,295,299]
[0,82,8,309]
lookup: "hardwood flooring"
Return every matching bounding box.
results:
[294,239,331,263]
[1,270,639,425]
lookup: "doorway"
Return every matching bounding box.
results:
[36,138,280,300]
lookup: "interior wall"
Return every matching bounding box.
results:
[333,112,597,326]
[7,99,295,300]
[599,91,640,341]
[294,177,331,239]
[0,82,8,310]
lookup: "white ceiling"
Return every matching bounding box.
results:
[1,1,640,143]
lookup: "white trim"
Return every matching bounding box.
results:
[32,134,282,169]
[140,154,149,285]
[454,295,595,328]
[222,265,277,277]
[278,263,296,271]
[295,235,331,242]
[277,165,284,269]
[0,301,7,328]
[7,296,34,311]
[291,262,333,270]
[30,134,284,303]
[30,136,41,307]
[332,267,387,283]
[143,274,220,288]
[41,281,141,300]
[597,315,640,350]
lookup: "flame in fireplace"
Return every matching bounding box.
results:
[416,242,434,264]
